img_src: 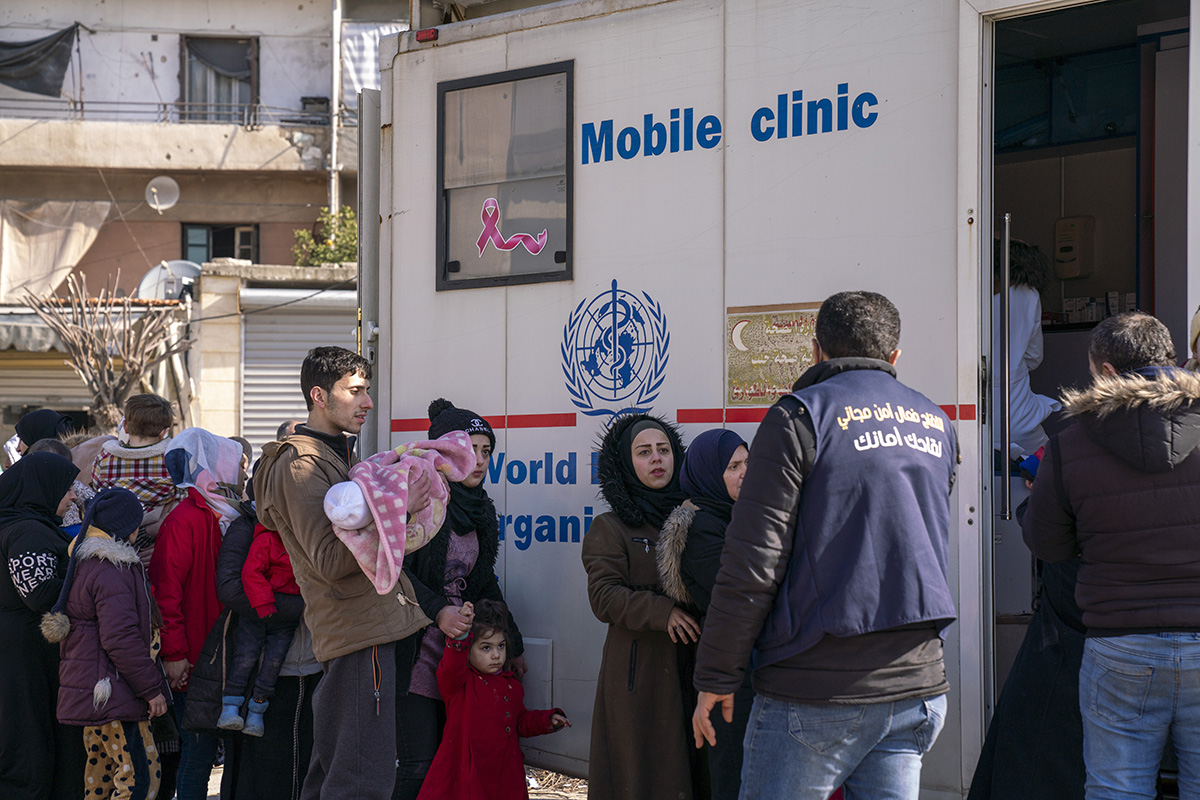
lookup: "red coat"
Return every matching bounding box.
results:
[241,524,300,617]
[148,489,223,673]
[417,636,560,800]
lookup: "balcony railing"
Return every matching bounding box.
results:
[0,97,352,127]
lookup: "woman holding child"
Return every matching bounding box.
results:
[397,399,527,800]
[583,414,706,800]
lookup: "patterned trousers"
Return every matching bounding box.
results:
[83,719,161,800]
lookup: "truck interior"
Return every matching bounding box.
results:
[988,0,1189,793]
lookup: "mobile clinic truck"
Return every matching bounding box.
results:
[356,0,1195,796]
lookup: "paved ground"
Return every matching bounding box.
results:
[206,767,586,799]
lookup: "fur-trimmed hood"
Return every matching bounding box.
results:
[657,501,696,605]
[71,533,143,567]
[595,413,687,529]
[101,436,173,460]
[1061,367,1200,473]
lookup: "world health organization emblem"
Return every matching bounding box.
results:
[561,279,669,418]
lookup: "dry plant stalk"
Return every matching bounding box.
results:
[21,274,192,431]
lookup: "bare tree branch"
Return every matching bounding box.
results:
[20,275,193,431]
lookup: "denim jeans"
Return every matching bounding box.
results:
[224,615,299,701]
[1080,634,1200,800]
[173,691,219,800]
[739,693,946,800]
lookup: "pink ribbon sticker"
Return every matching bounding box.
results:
[476,197,548,257]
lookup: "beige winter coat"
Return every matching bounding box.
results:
[255,434,429,662]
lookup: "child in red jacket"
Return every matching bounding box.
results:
[418,600,570,800]
[216,523,300,737]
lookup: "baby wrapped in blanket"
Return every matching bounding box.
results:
[324,431,476,594]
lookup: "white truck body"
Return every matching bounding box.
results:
[361,1,1199,796]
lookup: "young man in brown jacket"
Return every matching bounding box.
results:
[255,346,433,800]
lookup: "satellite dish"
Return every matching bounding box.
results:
[136,260,201,300]
[145,176,180,215]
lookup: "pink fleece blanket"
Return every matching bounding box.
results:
[332,431,475,594]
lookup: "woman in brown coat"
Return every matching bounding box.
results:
[582,414,706,800]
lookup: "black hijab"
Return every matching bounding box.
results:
[14,409,73,449]
[679,428,747,524]
[0,452,80,530]
[597,414,687,530]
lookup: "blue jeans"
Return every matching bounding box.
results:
[1080,634,1200,799]
[173,691,219,800]
[224,615,298,701]
[739,693,946,800]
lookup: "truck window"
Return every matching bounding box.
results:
[436,61,573,290]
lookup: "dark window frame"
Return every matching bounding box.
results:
[436,60,574,291]
[182,222,259,263]
[179,35,260,123]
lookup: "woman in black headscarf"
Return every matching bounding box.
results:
[14,409,73,456]
[583,413,706,800]
[0,452,86,800]
[396,399,526,800]
[658,428,751,799]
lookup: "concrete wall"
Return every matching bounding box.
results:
[193,273,243,435]
[0,1,332,111]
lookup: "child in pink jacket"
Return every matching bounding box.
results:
[216,524,300,737]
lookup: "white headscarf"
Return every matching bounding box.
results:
[165,428,244,532]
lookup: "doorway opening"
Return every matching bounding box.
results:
[987,0,1189,709]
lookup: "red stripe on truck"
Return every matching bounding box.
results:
[393,405,977,433]
[390,413,576,432]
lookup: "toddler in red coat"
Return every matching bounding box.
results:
[216,523,300,737]
[418,600,570,800]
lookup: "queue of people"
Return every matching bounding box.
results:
[5,287,1200,800]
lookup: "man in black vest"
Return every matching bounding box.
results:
[692,291,957,800]
[1024,312,1200,799]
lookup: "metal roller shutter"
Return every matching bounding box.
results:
[0,353,91,409]
[241,296,357,456]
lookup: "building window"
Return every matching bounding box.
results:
[437,62,573,290]
[181,36,257,123]
[183,223,258,263]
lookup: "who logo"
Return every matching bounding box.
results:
[561,280,669,418]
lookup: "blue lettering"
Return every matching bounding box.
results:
[837,83,849,131]
[556,452,576,484]
[644,114,667,156]
[513,515,533,551]
[807,97,833,134]
[776,93,788,139]
[683,107,694,151]
[559,515,580,543]
[792,90,803,137]
[750,106,774,142]
[617,126,640,159]
[697,115,721,149]
[669,108,681,153]
[494,505,595,548]
[853,92,878,128]
[582,120,613,164]
[487,452,505,484]
[530,457,545,485]
[506,459,527,484]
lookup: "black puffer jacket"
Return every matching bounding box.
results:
[1024,367,1200,632]
[407,522,524,658]
[184,503,306,734]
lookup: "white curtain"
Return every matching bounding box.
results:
[0,199,111,302]
[341,22,406,112]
